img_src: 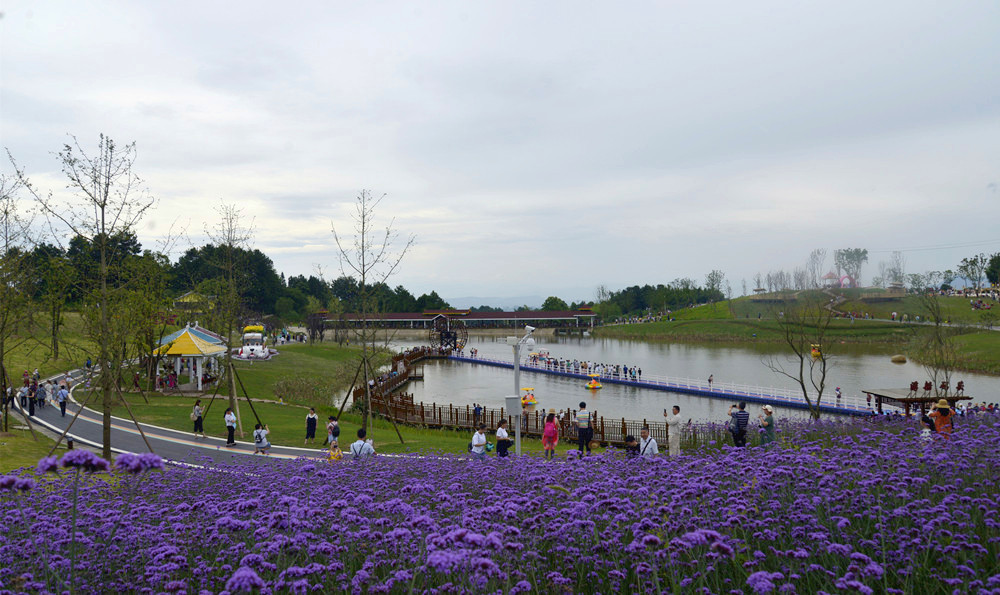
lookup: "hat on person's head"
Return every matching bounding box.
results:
[936,399,950,409]
[762,405,773,413]
[548,408,556,414]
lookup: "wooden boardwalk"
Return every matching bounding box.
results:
[449,354,871,416]
[354,348,676,446]
[352,346,867,446]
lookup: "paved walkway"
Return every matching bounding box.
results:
[12,369,329,466]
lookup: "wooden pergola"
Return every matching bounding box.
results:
[862,388,972,416]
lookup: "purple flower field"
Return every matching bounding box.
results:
[2,418,1000,594]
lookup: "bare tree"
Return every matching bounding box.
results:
[888,251,906,286]
[741,278,747,297]
[0,173,36,432]
[332,190,414,437]
[12,135,155,459]
[910,274,960,397]
[753,272,764,293]
[763,292,835,419]
[792,267,808,291]
[204,202,255,436]
[875,261,889,288]
[807,248,827,288]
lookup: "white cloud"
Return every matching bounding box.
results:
[2,0,999,299]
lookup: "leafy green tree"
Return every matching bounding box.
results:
[415,290,449,311]
[275,296,297,320]
[958,253,989,292]
[390,285,418,312]
[330,275,359,309]
[471,305,503,312]
[30,244,75,360]
[541,296,569,311]
[833,248,868,287]
[986,253,1000,286]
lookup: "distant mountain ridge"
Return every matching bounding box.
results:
[444,296,546,310]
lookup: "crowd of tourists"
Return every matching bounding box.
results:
[525,353,647,381]
[467,400,690,460]
[4,368,72,418]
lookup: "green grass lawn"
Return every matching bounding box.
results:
[950,331,1000,375]
[0,429,61,473]
[596,317,916,343]
[5,312,97,380]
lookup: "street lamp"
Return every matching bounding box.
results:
[505,325,536,456]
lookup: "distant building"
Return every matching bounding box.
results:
[173,291,216,311]
[332,309,597,329]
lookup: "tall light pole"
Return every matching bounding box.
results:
[506,325,535,456]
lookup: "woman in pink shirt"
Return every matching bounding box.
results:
[542,409,559,460]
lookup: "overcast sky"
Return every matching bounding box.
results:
[2,1,998,304]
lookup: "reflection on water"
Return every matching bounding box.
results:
[389,336,1000,423]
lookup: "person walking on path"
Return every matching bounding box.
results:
[192,399,206,439]
[253,423,271,455]
[729,402,750,447]
[224,408,237,446]
[36,382,47,411]
[759,405,776,447]
[495,419,511,457]
[471,423,488,461]
[575,402,593,457]
[663,405,682,456]
[929,399,955,439]
[305,408,318,444]
[708,375,714,390]
[56,384,69,417]
[350,428,376,460]
[324,416,340,446]
[542,409,559,460]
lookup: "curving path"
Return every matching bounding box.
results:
[12,369,328,466]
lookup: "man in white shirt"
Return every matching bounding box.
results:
[350,428,376,460]
[56,386,69,417]
[471,424,487,461]
[639,426,658,457]
[663,405,682,456]
[575,401,593,456]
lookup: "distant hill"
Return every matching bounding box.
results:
[445,296,546,310]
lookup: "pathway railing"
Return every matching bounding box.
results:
[350,346,873,446]
[453,353,872,413]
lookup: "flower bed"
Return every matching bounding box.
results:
[2,418,999,593]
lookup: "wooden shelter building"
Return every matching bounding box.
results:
[862,388,972,416]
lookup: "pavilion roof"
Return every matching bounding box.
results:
[156,329,227,356]
[160,324,225,346]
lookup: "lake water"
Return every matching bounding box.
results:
[388,335,1000,424]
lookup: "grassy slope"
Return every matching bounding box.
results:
[66,340,574,456]
[597,293,1000,374]
[4,312,95,380]
[0,430,60,472]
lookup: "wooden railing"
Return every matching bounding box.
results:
[350,347,674,446]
